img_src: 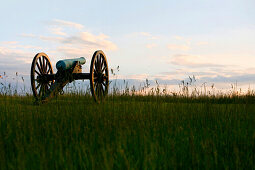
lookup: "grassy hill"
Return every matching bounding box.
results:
[0,94,255,169]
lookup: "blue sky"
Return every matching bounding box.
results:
[0,0,255,90]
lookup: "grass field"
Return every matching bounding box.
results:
[0,94,255,169]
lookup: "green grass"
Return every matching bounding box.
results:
[0,94,255,169]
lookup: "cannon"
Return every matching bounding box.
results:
[30,50,109,103]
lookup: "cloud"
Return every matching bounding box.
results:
[49,27,67,36]
[0,46,34,64]
[174,36,184,40]
[0,41,42,50]
[20,33,36,38]
[198,74,255,83]
[3,19,117,72]
[167,44,190,51]
[19,19,118,57]
[0,46,34,77]
[56,46,94,58]
[61,32,117,50]
[49,19,84,30]
[39,32,117,57]
[118,74,150,80]
[0,41,19,45]
[139,32,159,40]
[196,41,208,46]
[39,36,64,42]
[146,43,157,49]
[170,54,224,68]
[171,36,209,50]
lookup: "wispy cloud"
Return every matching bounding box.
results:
[167,44,190,51]
[20,33,36,38]
[23,19,118,57]
[0,45,34,76]
[49,27,67,36]
[0,45,35,64]
[139,32,159,40]
[170,54,224,68]
[117,74,150,80]
[49,19,84,30]
[174,36,184,40]
[61,32,117,50]
[40,32,117,57]
[0,19,117,75]
[146,43,157,49]
[39,36,64,42]
[1,41,19,45]
[196,41,208,46]
[167,36,192,51]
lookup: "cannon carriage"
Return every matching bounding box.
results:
[30,50,109,103]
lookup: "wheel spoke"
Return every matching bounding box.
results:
[43,84,47,96]
[94,60,99,73]
[102,81,107,87]
[42,85,45,96]
[103,74,108,80]
[42,57,45,73]
[98,84,103,97]
[100,54,103,71]
[95,62,99,73]
[43,84,46,95]
[94,67,98,75]
[100,84,104,96]
[36,83,41,90]
[44,57,48,73]
[47,60,50,73]
[101,58,104,69]
[94,81,99,89]
[97,54,101,71]
[45,83,49,91]
[39,84,43,96]
[94,76,98,81]
[95,83,99,96]
[35,70,41,76]
[47,84,52,91]
[39,57,44,74]
[96,84,100,97]
[47,66,51,74]
[101,65,106,73]
[45,58,48,73]
[36,62,43,74]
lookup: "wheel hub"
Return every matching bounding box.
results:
[97,72,103,83]
[37,74,48,83]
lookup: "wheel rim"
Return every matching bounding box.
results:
[31,53,54,100]
[90,50,109,102]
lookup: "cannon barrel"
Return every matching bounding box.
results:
[56,57,86,70]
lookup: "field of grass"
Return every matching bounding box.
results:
[0,94,255,169]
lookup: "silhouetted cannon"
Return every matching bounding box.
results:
[30,50,109,103]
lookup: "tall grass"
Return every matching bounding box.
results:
[0,93,255,169]
[0,72,255,169]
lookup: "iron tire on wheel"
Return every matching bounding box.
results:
[90,50,109,103]
[30,52,54,101]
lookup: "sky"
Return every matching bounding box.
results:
[0,0,255,92]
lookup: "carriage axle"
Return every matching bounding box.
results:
[37,73,91,82]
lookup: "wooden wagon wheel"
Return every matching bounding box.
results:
[90,50,109,102]
[30,53,54,100]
